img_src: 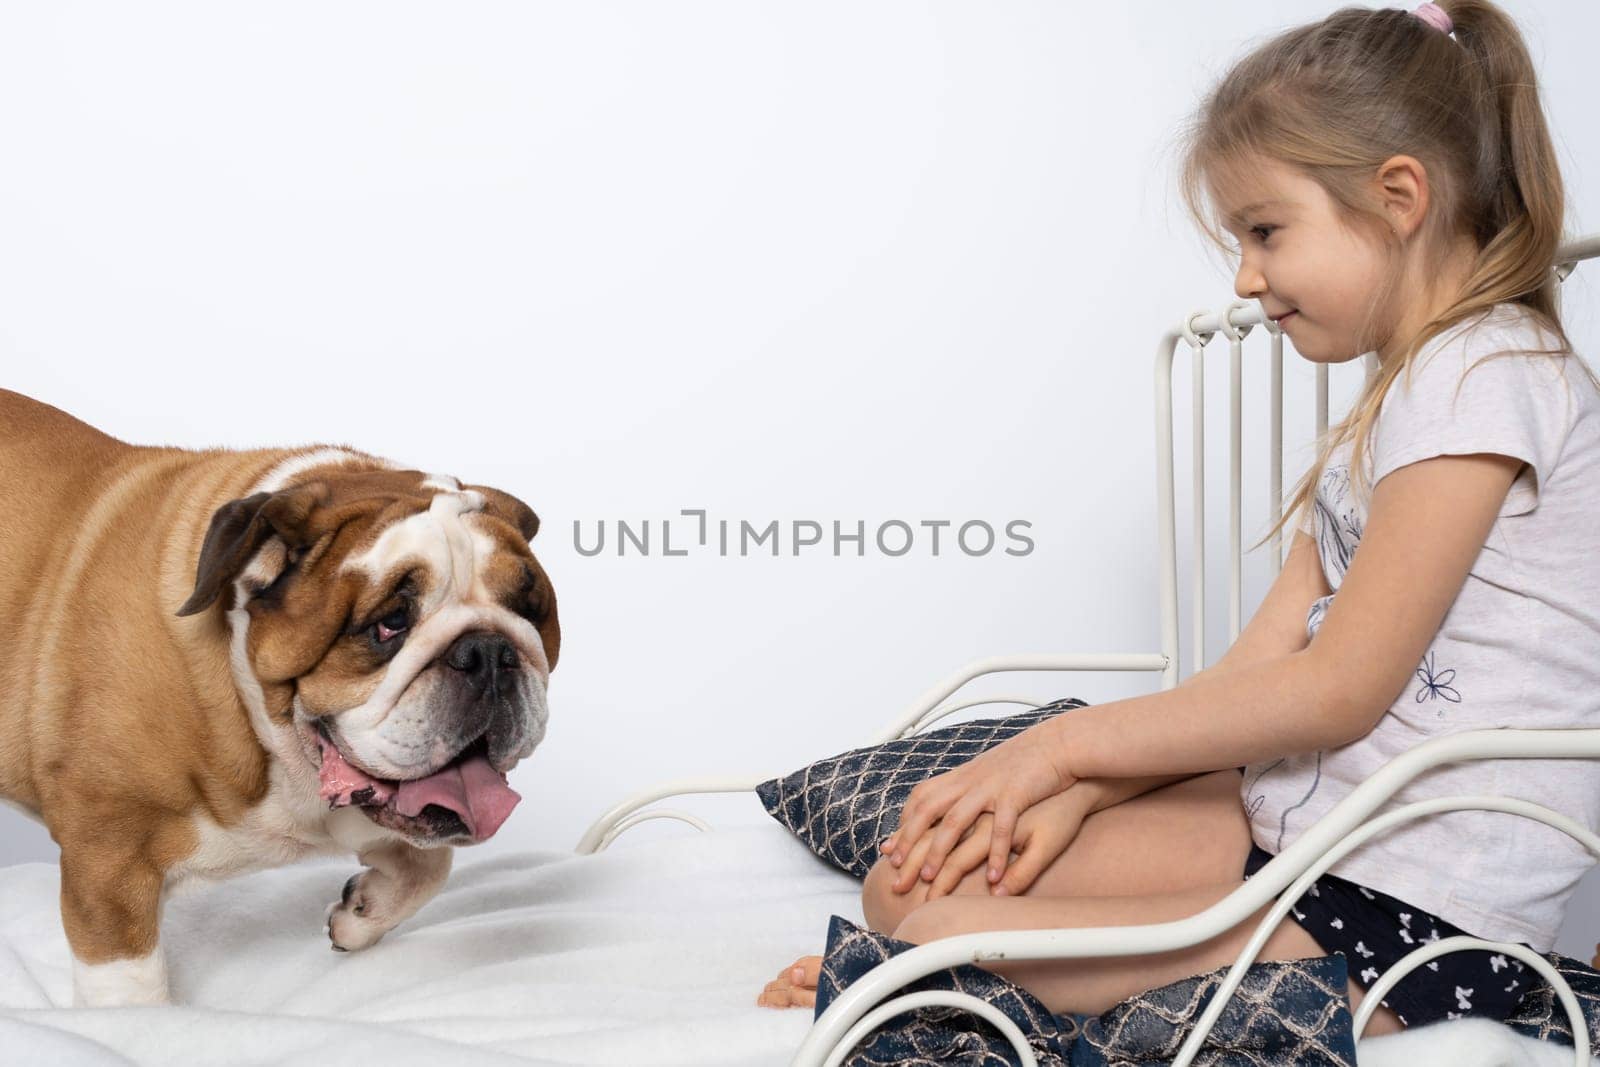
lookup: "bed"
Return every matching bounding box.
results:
[0,823,1586,1066]
[3,237,1599,1066]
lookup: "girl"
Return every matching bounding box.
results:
[758,0,1600,1037]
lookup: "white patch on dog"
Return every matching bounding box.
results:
[420,472,461,492]
[324,796,402,854]
[73,948,170,1007]
[255,447,385,493]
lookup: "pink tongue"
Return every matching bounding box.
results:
[394,752,522,841]
[316,733,521,842]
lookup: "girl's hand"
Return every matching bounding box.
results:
[923,786,1097,899]
[878,726,1078,890]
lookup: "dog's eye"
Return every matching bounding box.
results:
[516,565,545,622]
[373,607,409,643]
[517,594,544,625]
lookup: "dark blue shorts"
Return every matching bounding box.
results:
[1243,842,1534,1029]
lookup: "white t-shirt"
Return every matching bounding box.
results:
[1240,303,1600,952]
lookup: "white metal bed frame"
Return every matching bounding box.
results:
[577,232,1600,1066]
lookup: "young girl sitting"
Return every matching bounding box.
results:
[757,0,1600,1036]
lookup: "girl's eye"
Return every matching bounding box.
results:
[373,607,410,643]
[1249,224,1276,243]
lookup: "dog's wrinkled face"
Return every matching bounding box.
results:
[177,466,560,847]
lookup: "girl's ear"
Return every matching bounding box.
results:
[1372,154,1429,239]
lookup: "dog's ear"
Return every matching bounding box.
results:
[176,480,331,617]
[525,557,560,672]
[466,483,541,543]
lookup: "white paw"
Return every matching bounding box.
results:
[72,950,171,1007]
[325,872,389,953]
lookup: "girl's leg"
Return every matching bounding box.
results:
[759,768,1248,1010]
[863,767,1252,933]
[892,880,1405,1037]
[759,767,1404,1036]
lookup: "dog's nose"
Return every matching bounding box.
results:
[443,631,518,695]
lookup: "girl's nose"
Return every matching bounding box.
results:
[1233,266,1267,302]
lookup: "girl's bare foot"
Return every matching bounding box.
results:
[756,955,823,1008]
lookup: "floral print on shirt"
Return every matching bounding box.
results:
[1304,455,1456,698]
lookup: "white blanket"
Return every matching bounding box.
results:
[0,824,1587,1066]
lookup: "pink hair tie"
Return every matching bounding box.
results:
[1411,2,1453,35]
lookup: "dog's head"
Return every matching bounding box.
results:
[176,463,559,847]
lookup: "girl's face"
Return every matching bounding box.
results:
[1214,159,1394,365]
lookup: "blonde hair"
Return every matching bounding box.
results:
[1175,1,1599,552]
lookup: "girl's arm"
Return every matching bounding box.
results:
[1078,673,1233,812]
[1050,453,1522,783]
[890,455,1522,882]
[1079,659,1277,811]
[1081,527,1330,811]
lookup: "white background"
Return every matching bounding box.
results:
[3,1,1599,959]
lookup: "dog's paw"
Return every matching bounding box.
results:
[72,950,173,1007]
[322,844,451,954]
[324,871,390,953]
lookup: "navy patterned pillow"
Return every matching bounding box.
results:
[1502,950,1600,1049]
[812,914,1360,1066]
[755,699,1089,879]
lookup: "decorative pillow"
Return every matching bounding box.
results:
[1502,949,1600,1049]
[756,698,1089,878]
[812,914,1360,1066]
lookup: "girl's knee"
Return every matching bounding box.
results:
[862,854,926,934]
[891,896,969,945]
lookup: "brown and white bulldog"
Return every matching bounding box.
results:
[0,389,560,1007]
